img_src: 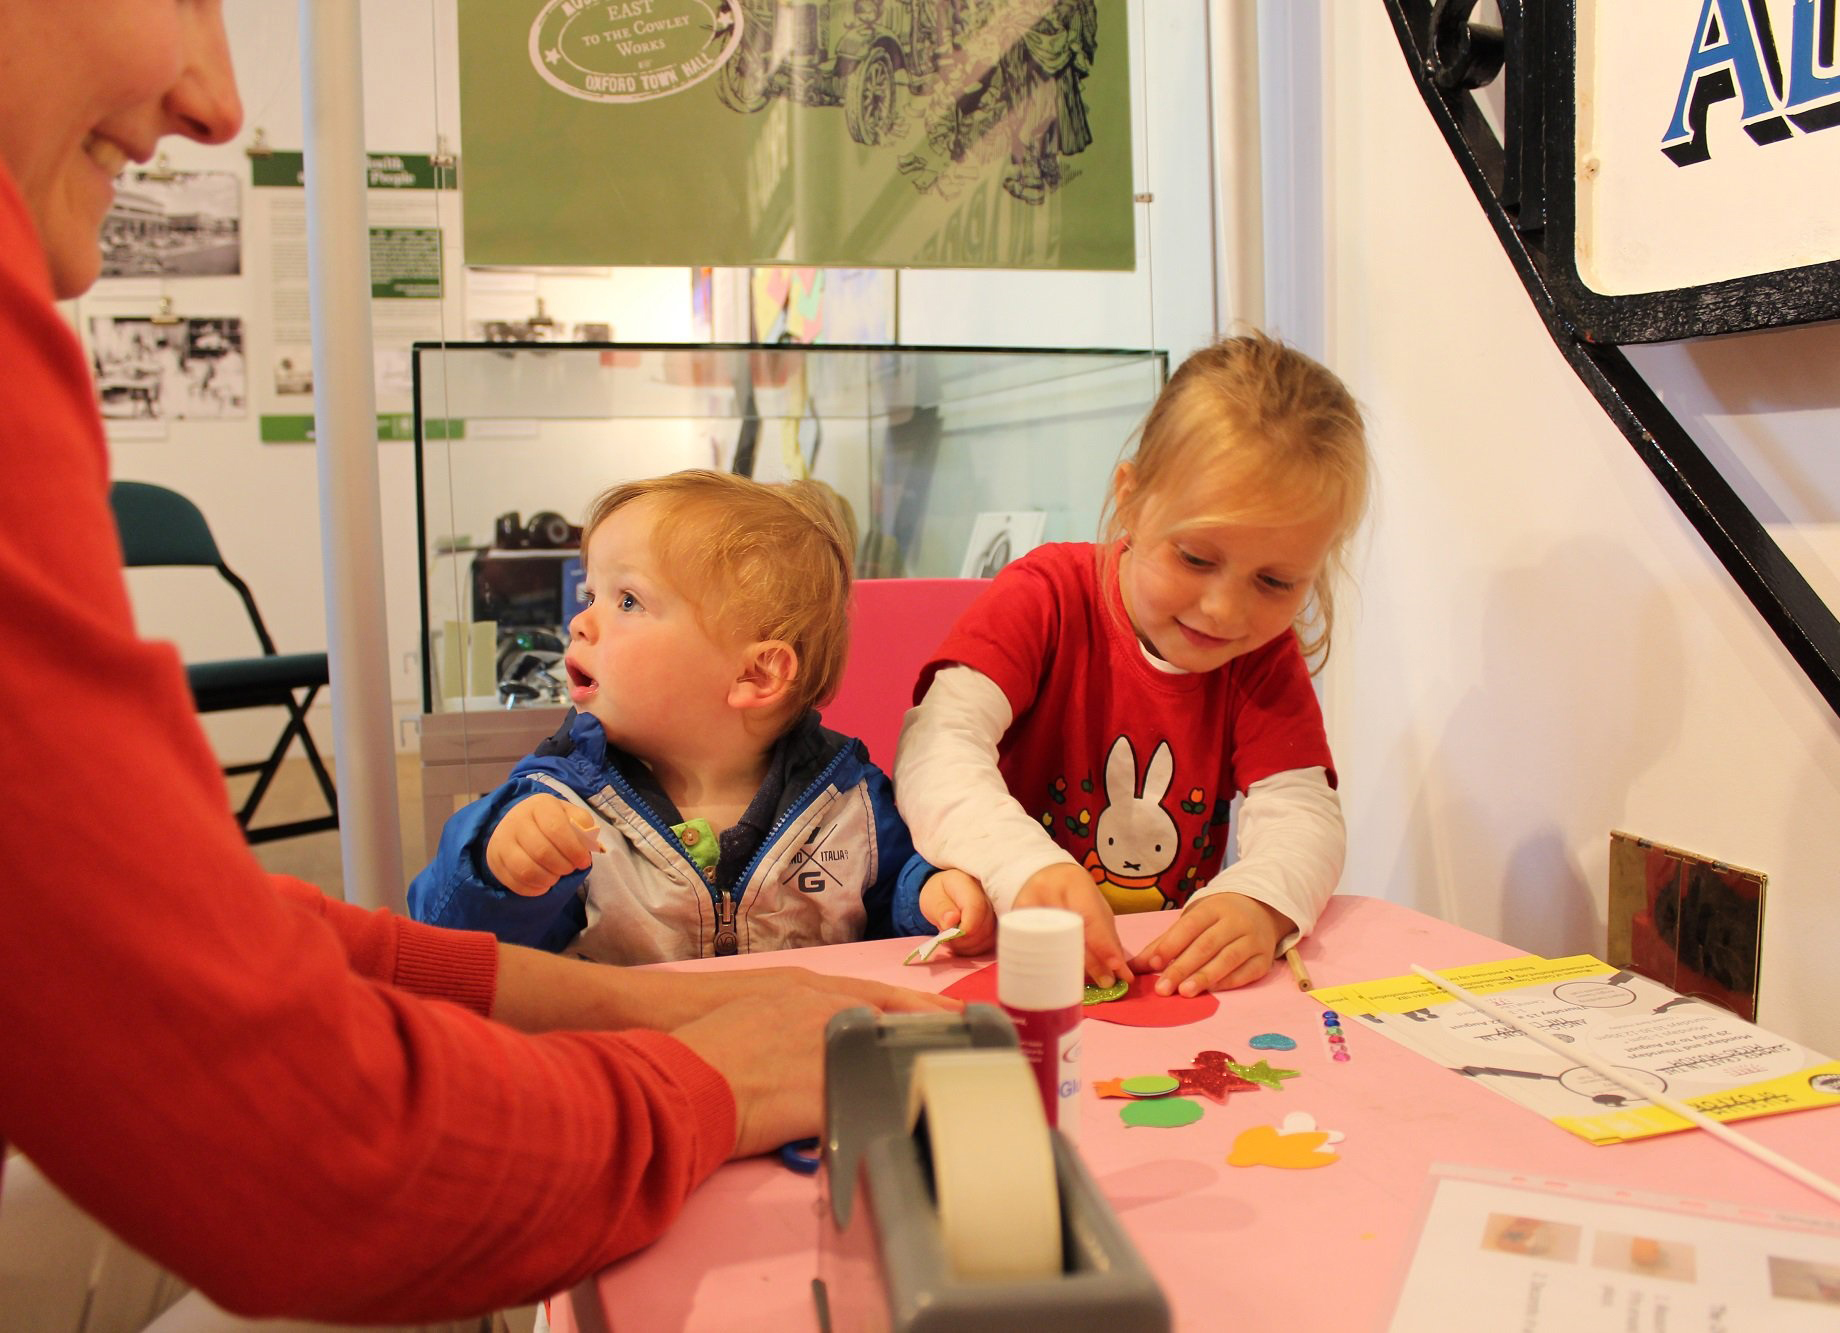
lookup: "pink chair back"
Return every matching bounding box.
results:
[823,578,988,769]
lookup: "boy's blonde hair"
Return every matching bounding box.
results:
[581,470,857,721]
[1102,332,1369,669]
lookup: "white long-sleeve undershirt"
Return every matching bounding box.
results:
[893,663,1345,950]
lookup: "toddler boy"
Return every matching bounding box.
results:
[410,470,929,963]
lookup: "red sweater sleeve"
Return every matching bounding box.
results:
[270,873,498,1015]
[0,168,735,1322]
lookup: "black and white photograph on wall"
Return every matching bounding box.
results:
[99,170,242,278]
[273,349,312,396]
[960,510,1046,578]
[89,316,247,421]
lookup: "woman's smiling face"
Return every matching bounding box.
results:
[0,0,242,297]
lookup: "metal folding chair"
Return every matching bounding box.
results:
[109,481,339,843]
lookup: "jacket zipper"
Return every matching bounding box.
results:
[715,741,856,954]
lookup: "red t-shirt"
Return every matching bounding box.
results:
[918,543,1335,912]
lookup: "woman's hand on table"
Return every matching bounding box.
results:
[670,987,896,1158]
[1129,892,1293,995]
[489,946,957,1035]
[640,966,960,1030]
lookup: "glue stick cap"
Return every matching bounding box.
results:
[997,908,1083,1012]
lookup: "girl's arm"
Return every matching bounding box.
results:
[893,665,1083,913]
[1189,766,1345,951]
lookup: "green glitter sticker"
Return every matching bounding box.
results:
[1083,979,1129,1005]
[1228,1059,1302,1090]
[1121,1097,1204,1128]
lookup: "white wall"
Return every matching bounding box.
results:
[1273,4,1840,1054]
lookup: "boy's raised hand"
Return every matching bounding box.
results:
[486,794,605,897]
[1014,863,1132,987]
[916,869,995,955]
[1130,892,1292,995]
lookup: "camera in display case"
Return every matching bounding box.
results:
[410,340,1164,851]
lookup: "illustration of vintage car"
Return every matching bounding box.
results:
[717,0,956,145]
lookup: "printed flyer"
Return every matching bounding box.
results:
[1313,956,1840,1145]
[1388,1168,1840,1331]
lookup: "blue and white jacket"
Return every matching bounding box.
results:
[408,709,920,964]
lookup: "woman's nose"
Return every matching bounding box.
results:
[165,3,245,146]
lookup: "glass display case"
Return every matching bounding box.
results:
[410,340,1162,856]
[413,341,1166,716]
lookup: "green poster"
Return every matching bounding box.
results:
[458,0,1133,269]
[370,228,444,298]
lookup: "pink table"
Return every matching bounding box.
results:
[553,896,1840,1331]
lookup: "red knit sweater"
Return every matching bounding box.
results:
[0,163,736,1322]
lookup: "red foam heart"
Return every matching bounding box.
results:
[939,965,1220,1027]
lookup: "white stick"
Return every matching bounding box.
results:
[1408,964,1840,1210]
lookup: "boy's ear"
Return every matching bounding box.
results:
[729,639,799,712]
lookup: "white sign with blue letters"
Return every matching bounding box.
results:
[1577,0,1840,297]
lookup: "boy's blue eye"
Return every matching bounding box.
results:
[618,592,639,612]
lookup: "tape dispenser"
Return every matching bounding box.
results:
[814,1005,1169,1332]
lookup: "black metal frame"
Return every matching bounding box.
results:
[1383,0,1840,716]
[208,563,341,845]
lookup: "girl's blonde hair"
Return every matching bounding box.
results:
[581,470,858,720]
[1102,332,1369,669]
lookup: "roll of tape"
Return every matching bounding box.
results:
[906,1049,1062,1281]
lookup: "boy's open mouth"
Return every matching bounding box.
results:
[565,659,597,700]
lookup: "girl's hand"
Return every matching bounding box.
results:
[1015,864,1132,986]
[1130,893,1293,995]
[917,869,996,955]
[485,795,604,896]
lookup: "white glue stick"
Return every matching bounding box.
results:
[997,908,1084,1141]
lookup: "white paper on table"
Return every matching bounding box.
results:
[1386,1165,1840,1332]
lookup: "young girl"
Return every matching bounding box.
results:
[891,332,1370,995]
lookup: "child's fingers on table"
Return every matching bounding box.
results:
[1081,934,1132,987]
[1131,913,1205,978]
[1139,912,1225,993]
[1078,906,1132,986]
[1159,929,1270,995]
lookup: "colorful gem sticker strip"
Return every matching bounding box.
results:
[1323,1009,1351,1062]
